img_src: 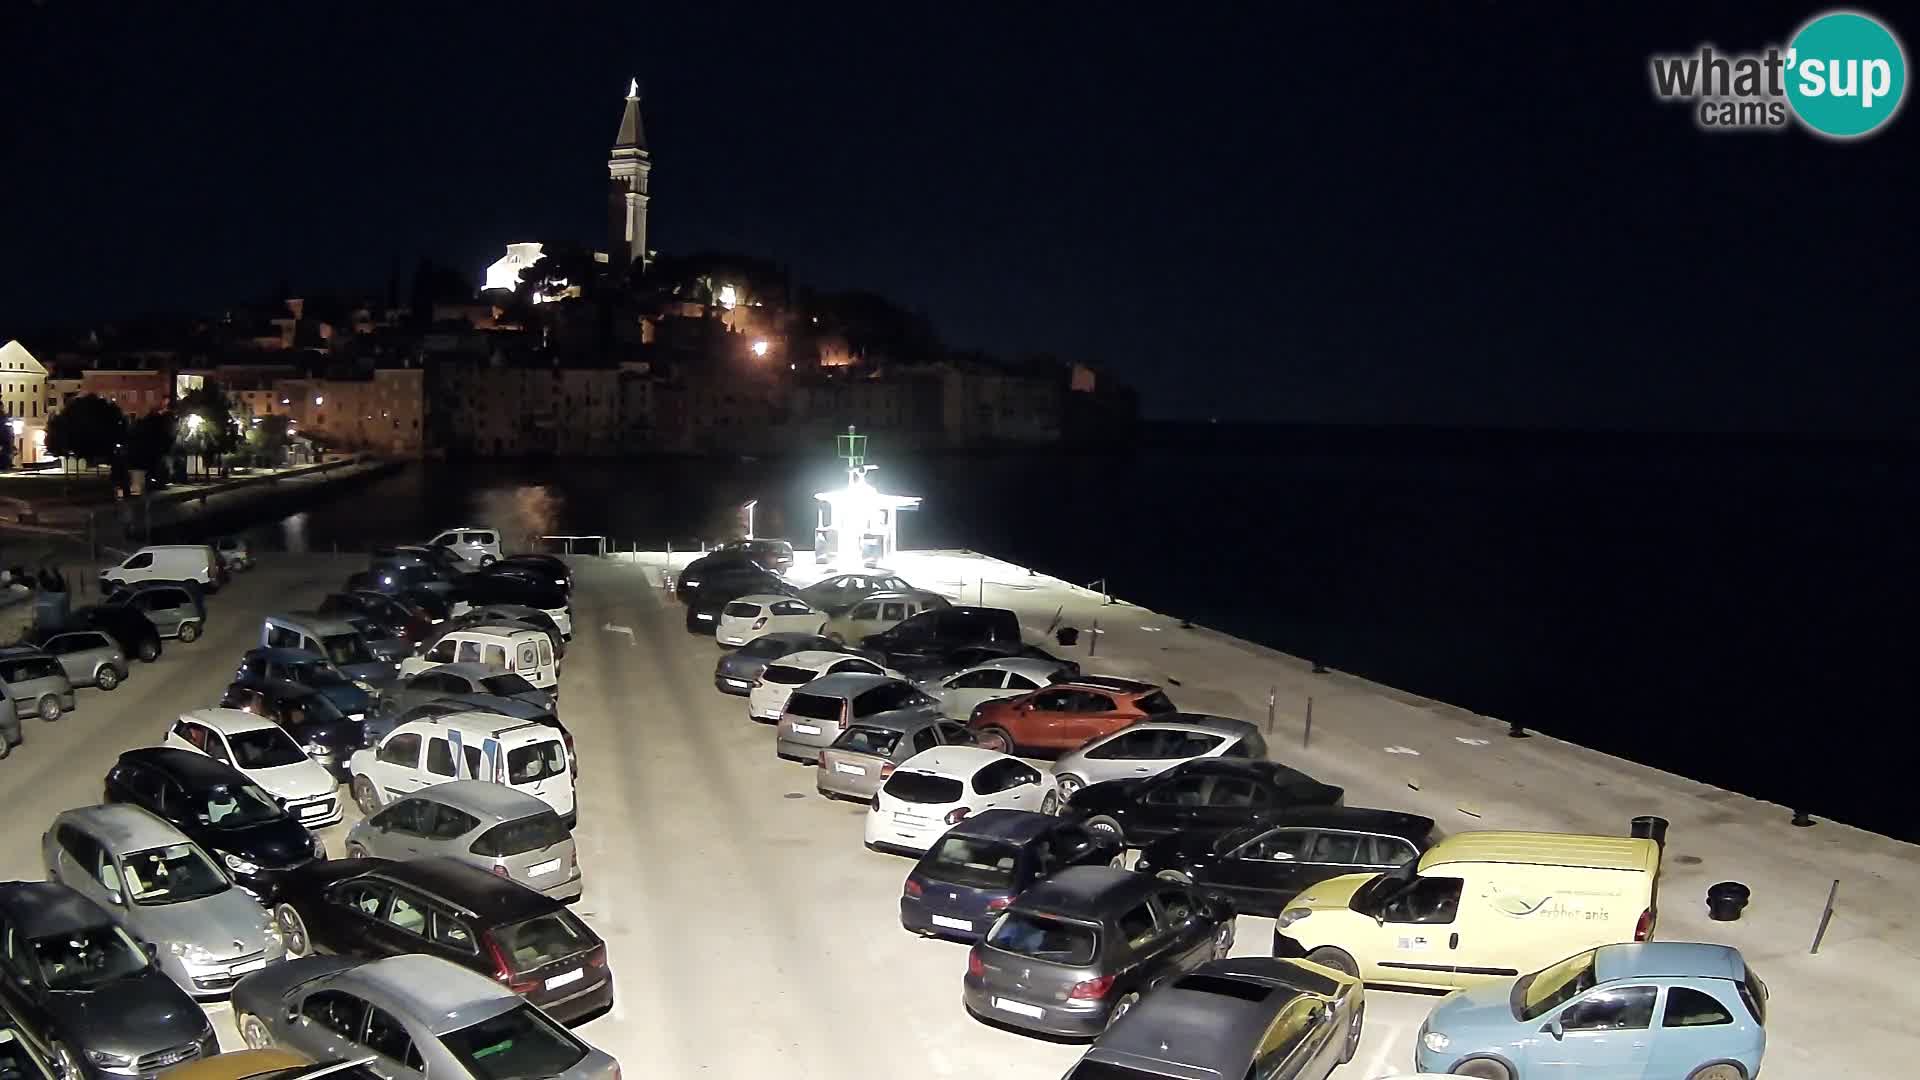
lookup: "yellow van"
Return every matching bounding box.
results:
[1270,830,1659,991]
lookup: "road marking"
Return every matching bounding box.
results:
[1456,736,1491,746]
[1384,745,1420,755]
[602,622,635,644]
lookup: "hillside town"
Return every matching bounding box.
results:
[1,82,1135,469]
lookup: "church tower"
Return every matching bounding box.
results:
[607,79,652,271]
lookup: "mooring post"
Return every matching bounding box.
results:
[1303,695,1314,749]
[1089,619,1099,657]
[1265,686,1276,734]
[1810,879,1839,954]
[978,578,985,606]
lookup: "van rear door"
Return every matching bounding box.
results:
[503,731,574,818]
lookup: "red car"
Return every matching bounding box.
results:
[968,676,1178,754]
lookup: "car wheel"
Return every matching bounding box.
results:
[95,666,120,691]
[276,904,310,957]
[1155,869,1193,884]
[1342,1003,1364,1064]
[1106,992,1141,1028]
[975,726,1014,754]
[1212,920,1235,958]
[480,555,496,567]
[1687,1066,1747,1080]
[0,736,9,760]
[1056,773,1085,800]
[51,1042,82,1080]
[1454,1059,1514,1080]
[138,639,160,662]
[37,696,61,723]
[1039,792,1060,816]
[1082,815,1125,845]
[351,776,382,815]
[1304,946,1358,977]
[176,621,201,643]
[346,842,369,859]
[238,1012,275,1050]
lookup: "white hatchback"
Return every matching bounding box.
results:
[864,746,1059,854]
[164,708,342,827]
[924,656,1075,721]
[717,594,828,647]
[747,650,895,722]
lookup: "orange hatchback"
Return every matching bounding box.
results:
[969,675,1177,754]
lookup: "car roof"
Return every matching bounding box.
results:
[1060,675,1160,695]
[245,646,328,663]
[1016,865,1154,916]
[118,746,255,787]
[53,803,188,852]
[1595,942,1745,982]
[337,954,520,1035]
[410,779,554,822]
[849,589,933,602]
[0,881,113,937]
[1117,713,1262,737]
[398,710,557,741]
[371,856,562,924]
[953,657,1067,678]
[770,650,863,671]
[420,695,553,722]
[726,593,799,607]
[898,744,1011,777]
[1241,805,1436,839]
[1092,958,1348,1074]
[946,808,1062,844]
[271,612,358,633]
[419,662,497,681]
[181,707,281,735]
[793,672,898,697]
[1419,832,1659,873]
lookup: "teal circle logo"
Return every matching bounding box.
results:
[1786,10,1907,138]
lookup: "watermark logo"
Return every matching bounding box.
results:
[1649,9,1906,139]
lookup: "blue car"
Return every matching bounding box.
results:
[1416,942,1766,1080]
[899,809,1123,941]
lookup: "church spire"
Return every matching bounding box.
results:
[613,78,646,151]
[607,78,653,269]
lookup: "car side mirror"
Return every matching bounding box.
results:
[1542,1020,1564,1041]
[142,941,157,960]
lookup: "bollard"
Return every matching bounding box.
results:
[1311,660,1328,674]
[1088,619,1099,657]
[1508,721,1530,739]
[1809,879,1839,954]
[1303,695,1313,749]
[1706,881,1751,922]
[1791,810,1816,828]
[1265,687,1276,734]
[1630,815,1669,851]
[978,578,985,606]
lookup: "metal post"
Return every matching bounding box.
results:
[1303,695,1314,749]
[1265,686,1276,734]
[1810,879,1839,954]
[978,578,985,606]
[1089,619,1099,657]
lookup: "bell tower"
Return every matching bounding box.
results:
[607,78,652,271]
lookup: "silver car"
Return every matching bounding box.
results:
[775,673,942,763]
[32,630,130,691]
[232,953,620,1080]
[0,649,77,723]
[1052,714,1270,801]
[42,804,284,999]
[817,714,976,801]
[344,780,581,901]
[106,585,206,643]
[921,656,1075,721]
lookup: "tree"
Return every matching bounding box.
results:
[44,394,128,467]
[244,414,292,467]
[174,387,242,474]
[125,411,177,481]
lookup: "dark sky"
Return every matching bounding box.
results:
[2,1,1913,430]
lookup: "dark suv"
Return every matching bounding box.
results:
[859,606,1024,673]
[962,866,1235,1038]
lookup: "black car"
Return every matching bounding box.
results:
[683,572,794,635]
[269,856,612,1024]
[962,866,1236,1038]
[477,554,572,594]
[858,606,1025,673]
[712,632,847,694]
[0,1016,56,1080]
[674,552,775,604]
[460,575,567,617]
[1060,759,1345,848]
[218,682,370,780]
[101,748,325,902]
[715,538,794,574]
[70,604,163,663]
[0,882,215,1080]
[318,590,434,645]
[1134,807,1438,916]
[901,809,1124,942]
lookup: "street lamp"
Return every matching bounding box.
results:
[751,340,770,358]
[314,396,324,406]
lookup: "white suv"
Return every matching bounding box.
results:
[348,712,576,828]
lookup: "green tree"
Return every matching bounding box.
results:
[44,394,128,467]
[245,414,292,467]
[174,387,242,474]
[126,411,177,480]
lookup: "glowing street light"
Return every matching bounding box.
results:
[751,340,770,358]
[314,396,324,406]
[185,413,205,433]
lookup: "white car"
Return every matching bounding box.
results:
[1050,714,1269,801]
[717,594,828,647]
[923,656,1075,721]
[428,526,503,569]
[347,711,577,826]
[864,746,1059,854]
[163,708,342,827]
[747,649,896,722]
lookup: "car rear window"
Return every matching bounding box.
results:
[723,601,761,618]
[1066,1063,1170,1080]
[1134,691,1177,715]
[854,682,934,717]
[481,674,537,696]
[471,811,569,857]
[1739,969,1768,1026]
[837,725,902,756]
[506,740,568,784]
[785,693,844,721]
[883,771,965,804]
[489,910,596,974]
[762,664,814,685]
[0,658,62,681]
[986,913,1097,966]
[925,836,1021,890]
[441,1003,587,1080]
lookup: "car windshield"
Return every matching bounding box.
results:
[925,836,1021,890]
[836,725,902,756]
[319,633,372,665]
[1134,691,1178,715]
[762,664,815,686]
[986,913,1098,966]
[291,693,349,723]
[29,924,150,991]
[1513,949,1600,1021]
[228,727,308,768]
[883,771,964,804]
[507,741,568,784]
[481,674,538,696]
[490,911,595,975]
[471,812,569,857]
[121,843,229,905]
[442,1003,586,1080]
[289,661,350,688]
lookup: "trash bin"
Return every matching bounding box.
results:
[1631,815,1670,850]
[1706,881,1751,922]
[1056,626,1079,647]
[32,589,71,632]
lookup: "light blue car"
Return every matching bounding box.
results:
[1415,942,1766,1080]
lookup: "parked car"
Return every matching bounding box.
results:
[72,604,163,663]
[489,553,571,593]
[214,537,254,572]
[42,803,284,1000]
[0,648,76,723]
[446,603,567,657]
[344,780,580,901]
[970,676,1180,755]
[823,590,951,645]
[219,682,370,780]
[797,570,917,615]
[712,631,845,695]
[0,881,216,1080]
[900,809,1124,941]
[426,526,503,569]
[816,713,976,801]
[371,696,574,778]
[1063,957,1366,1080]
[348,711,575,828]
[24,628,129,691]
[746,649,894,723]
[231,953,619,1074]
[234,647,375,719]
[261,614,399,688]
[376,663,553,725]
[1053,714,1270,800]
[1134,807,1438,916]
[905,641,1080,686]
[865,746,1059,854]
[318,591,435,646]
[98,545,220,592]
[456,578,572,640]
[357,561,469,615]
[0,1016,56,1080]
[403,625,557,694]
[101,584,205,643]
[264,858,607,1023]
[715,594,828,647]
[102,747,327,903]
[683,573,793,635]
[714,538,795,574]
[673,551,777,603]
[962,866,1236,1037]
[326,612,411,665]
[1061,758,1345,848]
[160,1049,355,1080]
[1414,943,1767,1080]
[775,673,941,763]
[858,606,1025,674]
[162,709,343,827]
[923,656,1077,722]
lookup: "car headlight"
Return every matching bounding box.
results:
[1275,907,1313,929]
[222,851,262,875]
[303,742,329,757]
[171,941,218,964]
[86,1050,134,1068]
[353,679,374,691]
[1422,1031,1451,1053]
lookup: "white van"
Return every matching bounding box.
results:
[401,624,557,692]
[347,711,575,827]
[1271,831,1661,991]
[99,545,220,591]
[428,526,503,569]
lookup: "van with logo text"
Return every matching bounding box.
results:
[346,711,575,828]
[1271,831,1659,992]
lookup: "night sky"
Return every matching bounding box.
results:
[2,2,1912,430]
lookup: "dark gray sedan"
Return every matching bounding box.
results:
[816,714,977,800]
[713,632,844,695]
[372,662,555,727]
[0,882,216,1080]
